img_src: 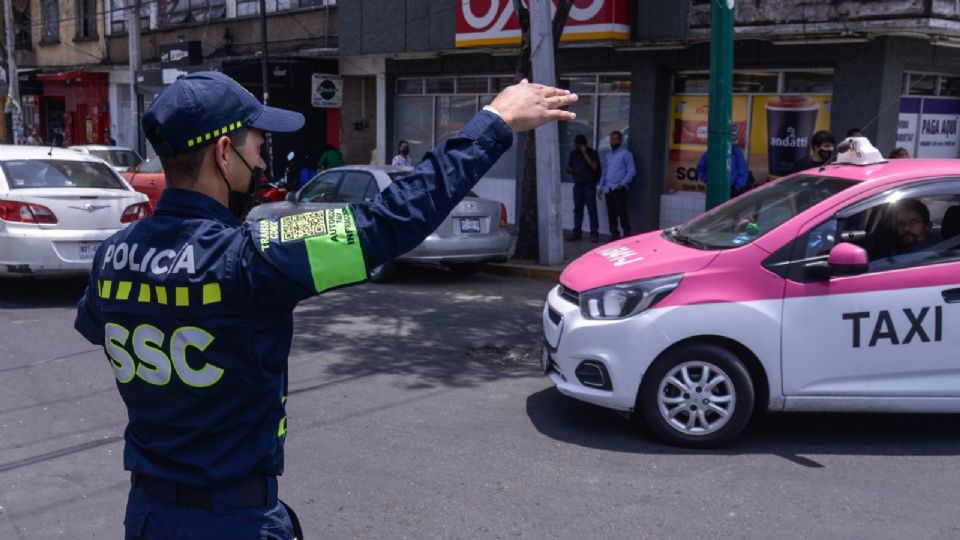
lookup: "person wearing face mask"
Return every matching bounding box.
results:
[799,130,837,170]
[73,71,577,540]
[391,140,413,167]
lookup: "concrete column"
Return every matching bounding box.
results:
[629,59,671,233]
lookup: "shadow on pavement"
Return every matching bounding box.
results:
[526,387,960,459]
[290,266,550,391]
[0,276,88,309]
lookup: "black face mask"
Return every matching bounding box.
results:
[817,149,833,162]
[400,147,409,156]
[220,144,262,219]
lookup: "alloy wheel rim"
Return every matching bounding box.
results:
[656,361,736,436]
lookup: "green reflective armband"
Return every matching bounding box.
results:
[276,207,367,292]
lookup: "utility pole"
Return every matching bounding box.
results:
[529,0,563,266]
[258,0,273,176]
[127,0,143,154]
[3,0,21,143]
[706,0,735,209]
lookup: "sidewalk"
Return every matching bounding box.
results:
[483,233,611,281]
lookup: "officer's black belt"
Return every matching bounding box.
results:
[133,472,276,510]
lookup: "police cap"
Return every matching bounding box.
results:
[143,71,304,157]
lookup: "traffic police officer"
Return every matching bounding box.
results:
[74,71,576,539]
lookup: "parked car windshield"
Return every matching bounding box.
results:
[91,149,141,169]
[669,174,856,249]
[1,159,127,190]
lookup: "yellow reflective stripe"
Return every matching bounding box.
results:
[137,283,151,303]
[99,280,113,299]
[155,286,168,305]
[202,283,221,305]
[278,416,287,437]
[175,287,189,307]
[115,281,132,301]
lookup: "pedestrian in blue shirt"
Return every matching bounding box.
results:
[696,144,750,197]
[596,131,635,239]
[73,72,576,540]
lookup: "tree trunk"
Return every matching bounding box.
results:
[512,0,573,261]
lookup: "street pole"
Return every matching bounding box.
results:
[127,0,143,154]
[529,0,563,266]
[706,0,735,210]
[3,0,21,144]
[258,0,273,176]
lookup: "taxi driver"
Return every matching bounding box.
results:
[895,199,936,254]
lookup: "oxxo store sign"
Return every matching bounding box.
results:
[455,0,630,48]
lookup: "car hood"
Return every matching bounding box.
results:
[559,230,721,292]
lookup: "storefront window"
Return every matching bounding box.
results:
[598,76,631,94]
[904,73,937,96]
[597,95,631,159]
[784,71,833,93]
[667,69,834,193]
[490,77,515,92]
[940,76,960,98]
[560,76,597,94]
[395,96,433,160]
[397,79,424,95]
[734,71,779,93]
[435,96,477,144]
[457,77,488,94]
[425,78,455,94]
[674,73,710,94]
[559,95,596,172]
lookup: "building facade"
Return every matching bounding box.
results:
[338,0,960,232]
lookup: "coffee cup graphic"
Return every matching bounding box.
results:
[766,97,820,176]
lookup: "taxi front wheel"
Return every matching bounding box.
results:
[638,344,754,448]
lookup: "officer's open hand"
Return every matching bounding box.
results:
[491,79,578,133]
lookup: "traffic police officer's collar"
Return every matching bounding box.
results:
[155,188,242,226]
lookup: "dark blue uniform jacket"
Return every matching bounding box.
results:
[75,110,511,488]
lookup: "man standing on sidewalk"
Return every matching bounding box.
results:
[566,134,601,242]
[597,131,635,240]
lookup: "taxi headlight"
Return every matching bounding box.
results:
[579,274,682,320]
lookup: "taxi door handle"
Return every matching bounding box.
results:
[942,288,960,303]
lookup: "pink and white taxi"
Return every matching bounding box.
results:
[542,139,960,447]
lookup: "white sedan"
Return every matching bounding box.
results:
[0,146,151,277]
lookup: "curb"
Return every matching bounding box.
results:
[482,262,563,281]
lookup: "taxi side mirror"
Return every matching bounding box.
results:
[807,242,869,279]
[285,191,298,203]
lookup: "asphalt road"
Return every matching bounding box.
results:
[1,268,960,539]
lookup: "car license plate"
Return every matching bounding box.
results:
[460,218,481,233]
[541,343,550,373]
[79,242,100,260]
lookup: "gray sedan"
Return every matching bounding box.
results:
[246,165,512,282]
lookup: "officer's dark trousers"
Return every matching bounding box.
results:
[572,182,599,237]
[605,188,631,237]
[124,475,296,539]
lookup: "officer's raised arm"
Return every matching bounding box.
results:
[249,80,577,297]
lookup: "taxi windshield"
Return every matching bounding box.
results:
[669,175,856,249]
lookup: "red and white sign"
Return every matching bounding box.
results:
[456,0,631,48]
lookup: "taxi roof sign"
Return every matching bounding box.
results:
[835,136,887,166]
